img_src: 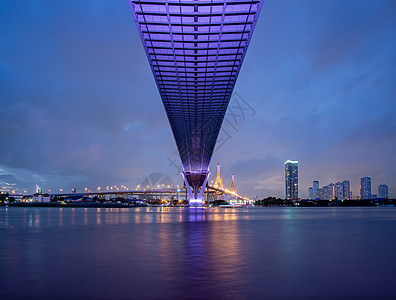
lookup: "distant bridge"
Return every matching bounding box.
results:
[49,185,250,204]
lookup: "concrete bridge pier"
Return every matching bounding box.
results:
[181,172,210,206]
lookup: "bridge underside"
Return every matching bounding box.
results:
[130,0,263,204]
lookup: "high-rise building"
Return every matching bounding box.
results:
[360,176,371,200]
[328,183,335,200]
[317,187,323,199]
[319,184,331,200]
[308,187,313,199]
[342,180,350,200]
[378,184,389,199]
[335,182,343,200]
[285,160,298,200]
[313,181,319,199]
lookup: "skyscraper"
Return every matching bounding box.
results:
[313,181,319,199]
[360,176,371,200]
[328,183,335,200]
[308,187,313,199]
[342,180,350,200]
[285,160,298,200]
[335,182,343,200]
[378,184,389,199]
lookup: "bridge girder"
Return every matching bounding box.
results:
[130,0,263,204]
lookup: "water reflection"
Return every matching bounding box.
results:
[2,207,396,299]
[59,207,63,226]
[154,208,244,298]
[96,209,102,225]
[84,208,88,226]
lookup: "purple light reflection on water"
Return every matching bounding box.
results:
[1,207,396,299]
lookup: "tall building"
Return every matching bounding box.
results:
[342,180,350,200]
[308,187,313,199]
[328,183,335,200]
[335,182,343,200]
[285,160,298,200]
[378,184,389,199]
[322,185,331,200]
[313,181,319,199]
[360,176,371,200]
[317,187,323,199]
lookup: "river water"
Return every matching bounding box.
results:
[1,206,396,299]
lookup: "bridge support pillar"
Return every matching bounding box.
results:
[181,172,210,206]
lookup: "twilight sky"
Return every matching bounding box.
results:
[1,0,396,198]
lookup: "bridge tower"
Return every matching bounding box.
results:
[214,163,224,190]
[230,173,237,195]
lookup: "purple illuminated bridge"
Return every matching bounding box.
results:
[130,0,263,204]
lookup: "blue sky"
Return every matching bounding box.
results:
[1,0,395,198]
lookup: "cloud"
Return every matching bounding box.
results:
[1,0,395,198]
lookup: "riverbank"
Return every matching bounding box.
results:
[0,202,139,208]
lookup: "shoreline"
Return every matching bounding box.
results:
[1,203,394,208]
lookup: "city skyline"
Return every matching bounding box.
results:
[1,1,396,198]
[307,176,390,200]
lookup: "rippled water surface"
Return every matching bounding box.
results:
[1,207,396,299]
